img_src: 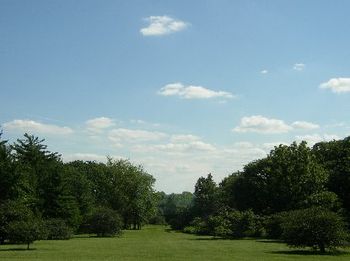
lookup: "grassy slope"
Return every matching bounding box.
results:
[0,225,349,261]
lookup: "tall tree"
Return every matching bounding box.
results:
[313,137,350,217]
[193,174,218,218]
[232,142,328,214]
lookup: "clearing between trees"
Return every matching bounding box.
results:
[0,225,349,261]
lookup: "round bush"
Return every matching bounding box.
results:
[282,207,348,253]
[45,218,72,240]
[87,207,123,237]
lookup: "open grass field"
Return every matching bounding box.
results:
[0,225,349,261]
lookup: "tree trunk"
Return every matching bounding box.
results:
[319,243,325,253]
[27,242,30,250]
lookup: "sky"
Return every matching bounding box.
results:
[1,0,350,193]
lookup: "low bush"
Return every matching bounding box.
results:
[87,207,123,237]
[45,218,72,240]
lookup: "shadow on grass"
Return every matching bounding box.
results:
[188,237,232,241]
[256,239,283,244]
[164,228,183,233]
[0,248,36,251]
[269,249,349,256]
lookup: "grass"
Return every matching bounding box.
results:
[0,225,349,260]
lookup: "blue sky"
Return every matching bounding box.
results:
[1,0,350,192]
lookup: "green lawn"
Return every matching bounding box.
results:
[0,225,349,260]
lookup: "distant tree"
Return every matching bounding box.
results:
[282,207,348,253]
[87,207,123,237]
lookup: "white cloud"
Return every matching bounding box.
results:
[233,115,292,134]
[260,70,268,74]
[319,78,350,93]
[63,153,125,163]
[170,134,201,143]
[140,16,188,36]
[86,117,115,133]
[63,153,107,162]
[158,82,234,99]
[291,121,319,130]
[108,128,167,144]
[293,63,305,71]
[296,134,340,146]
[3,119,73,135]
[233,116,321,134]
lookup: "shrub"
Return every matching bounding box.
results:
[183,226,197,234]
[282,207,348,253]
[7,218,45,250]
[0,200,35,244]
[44,218,72,240]
[87,207,123,237]
[264,212,288,239]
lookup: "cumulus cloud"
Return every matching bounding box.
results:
[158,83,234,99]
[296,134,340,146]
[233,115,292,134]
[319,78,350,93]
[108,128,167,145]
[140,15,188,36]
[86,117,115,133]
[293,63,305,71]
[291,121,319,130]
[3,119,73,135]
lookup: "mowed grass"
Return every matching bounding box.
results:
[0,225,349,261]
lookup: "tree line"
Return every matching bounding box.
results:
[1,132,350,252]
[158,139,350,253]
[0,133,156,248]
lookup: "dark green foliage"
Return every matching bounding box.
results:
[302,191,341,211]
[87,207,123,237]
[0,200,34,244]
[184,209,263,238]
[44,218,72,240]
[313,138,350,219]
[264,212,288,239]
[7,217,45,250]
[281,207,348,253]
[193,174,218,218]
[157,191,194,229]
[168,207,193,230]
[232,142,328,214]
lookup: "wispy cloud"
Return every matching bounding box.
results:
[293,63,305,71]
[260,69,268,74]
[158,83,234,99]
[319,78,350,93]
[291,121,319,130]
[3,119,73,135]
[108,128,167,146]
[140,15,188,36]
